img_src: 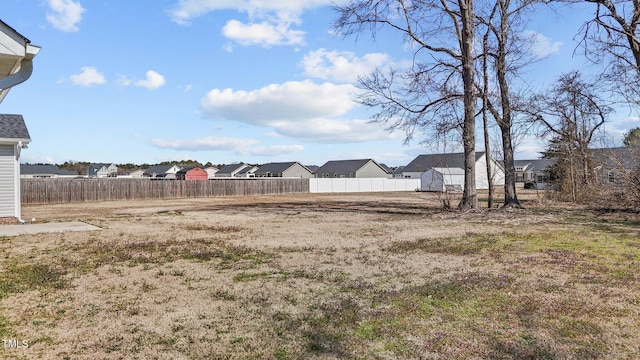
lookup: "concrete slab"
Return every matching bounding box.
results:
[0,222,102,236]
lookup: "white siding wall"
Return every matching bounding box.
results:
[0,145,15,217]
[421,169,444,191]
[309,178,420,193]
[475,156,505,189]
[282,163,313,178]
[355,161,389,178]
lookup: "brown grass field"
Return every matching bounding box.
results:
[1,191,639,359]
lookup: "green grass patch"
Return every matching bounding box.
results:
[0,262,66,299]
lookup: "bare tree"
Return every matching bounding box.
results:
[333,0,479,210]
[578,0,640,103]
[476,0,541,208]
[530,71,612,198]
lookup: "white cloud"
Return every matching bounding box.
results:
[202,80,356,124]
[116,75,133,87]
[46,0,85,32]
[134,70,166,90]
[201,80,397,143]
[301,49,391,83]
[605,116,640,144]
[150,136,258,151]
[69,66,106,87]
[150,135,304,157]
[239,144,305,156]
[523,30,562,58]
[222,18,305,47]
[168,0,350,46]
[168,0,347,24]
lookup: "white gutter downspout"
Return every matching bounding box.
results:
[0,59,33,91]
[15,141,26,223]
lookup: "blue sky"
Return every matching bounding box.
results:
[1,0,638,167]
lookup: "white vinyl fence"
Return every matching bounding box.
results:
[309,178,421,193]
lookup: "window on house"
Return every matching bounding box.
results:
[608,171,616,183]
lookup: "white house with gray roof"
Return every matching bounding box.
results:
[254,162,313,178]
[514,159,554,184]
[314,159,389,178]
[88,163,118,178]
[0,20,40,222]
[21,164,78,178]
[403,152,505,192]
[143,164,181,178]
[215,163,249,177]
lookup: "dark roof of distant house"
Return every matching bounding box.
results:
[393,166,405,175]
[513,159,554,171]
[237,165,257,174]
[403,152,486,172]
[253,162,309,176]
[176,166,198,175]
[20,164,77,175]
[176,166,204,174]
[590,147,637,169]
[305,165,319,173]
[88,163,117,175]
[217,163,247,174]
[0,114,31,140]
[143,164,178,176]
[315,159,384,174]
[379,163,392,174]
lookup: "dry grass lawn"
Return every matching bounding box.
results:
[0,191,639,359]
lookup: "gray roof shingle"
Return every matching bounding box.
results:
[21,164,77,176]
[253,162,306,176]
[0,114,31,140]
[403,152,485,172]
[315,159,381,175]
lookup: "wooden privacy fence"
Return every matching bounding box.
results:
[21,178,310,204]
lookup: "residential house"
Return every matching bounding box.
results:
[123,169,145,178]
[514,159,554,184]
[0,115,31,221]
[305,165,319,174]
[215,163,248,177]
[21,164,78,178]
[253,162,313,178]
[314,159,389,178]
[176,167,208,180]
[143,164,182,179]
[590,147,637,185]
[402,152,505,192]
[235,165,258,178]
[88,163,118,178]
[0,20,40,223]
[204,167,219,179]
[392,166,405,179]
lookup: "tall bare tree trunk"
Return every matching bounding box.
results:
[458,0,478,210]
[482,31,494,209]
[494,0,522,208]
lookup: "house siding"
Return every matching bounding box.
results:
[0,145,15,217]
[282,163,313,178]
[355,161,389,178]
